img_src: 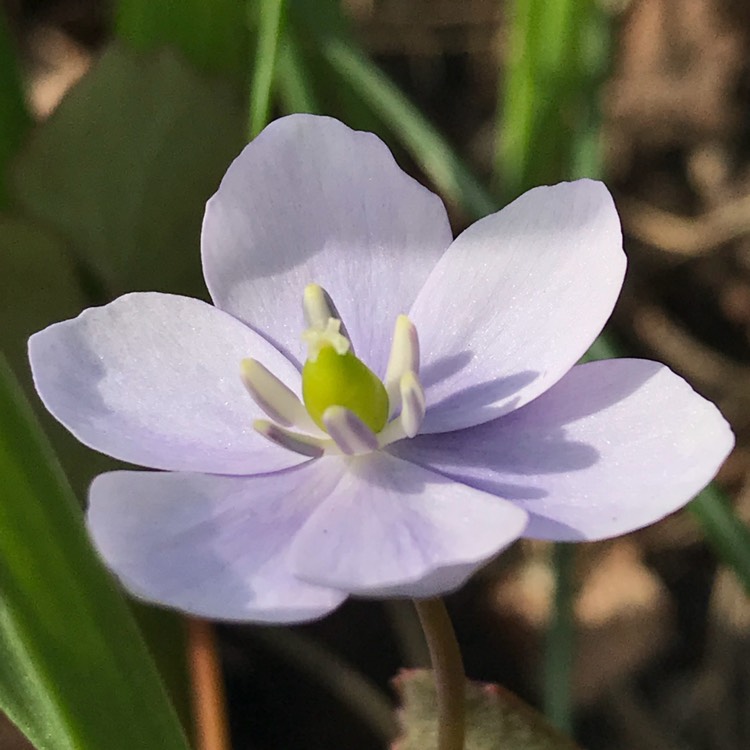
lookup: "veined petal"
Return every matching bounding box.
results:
[29,292,305,474]
[87,464,348,623]
[411,180,625,432]
[290,452,527,598]
[393,359,734,541]
[202,114,453,375]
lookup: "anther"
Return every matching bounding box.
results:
[303,283,353,348]
[399,371,426,438]
[384,315,420,415]
[241,359,317,432]
[253,420,325,458]
[322,406,379,455]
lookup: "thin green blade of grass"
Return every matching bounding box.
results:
[0,357,190,750]
[688,486,750,595]
[248,0,287,139]
[275,27,322,116]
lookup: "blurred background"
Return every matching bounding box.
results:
[1,1,750,749]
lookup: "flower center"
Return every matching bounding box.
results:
[240,284,426,457]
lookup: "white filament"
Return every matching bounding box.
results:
[398,371,426,438]
[384,315,420,415]
[241,358,318,432]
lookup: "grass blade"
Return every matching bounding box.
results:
[0,357,190,750]
[248,0,286,138]
[688,485,750,595]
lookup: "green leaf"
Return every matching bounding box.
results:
[11,43,245,297]
[0,9,31,207]
[392,669,581,750]
[0,357,190,750]
[0,213,114,496]
[248,0,286,138]
[0,215,85,376]
[497,0,612,201]
[116,0,247,79]
[275,27,323,115]
[689,484,750,596]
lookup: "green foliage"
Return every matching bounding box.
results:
[392,669,581,750]
[0,216,84,374]
[11,44,245,298]
[0,215,113,494]
[116,0,247,79]
[275,24,323,115]
[0,358,190,750]
[0,9,31,206]
[689,485,750,595]
[497,0,611,201]
[248,0,287,138]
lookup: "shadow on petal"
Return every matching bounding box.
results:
[421,369,538,431]
[419,350,474,388]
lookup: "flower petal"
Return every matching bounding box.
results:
[87,465,348,623]
[202,114,453,374]
[393,359,734,541]
[410,180,625,432]
[29,292,305,474]
[290,452,527,598]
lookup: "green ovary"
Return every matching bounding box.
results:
[302,345,389,433]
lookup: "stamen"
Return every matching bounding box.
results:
[303,283,353,347]
[377,418,407,448]
[399,371,426,438]
[253,419,325,458]
[241,359,316,430]
[384,315,420,415]
[322,406,379,455]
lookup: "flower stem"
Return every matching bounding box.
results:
[413,598,466,750]
[543,543,576,734]
[187,618,231,750]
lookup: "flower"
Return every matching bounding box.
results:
[28,115,733,624]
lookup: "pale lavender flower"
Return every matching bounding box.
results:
[29,115,733,623]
